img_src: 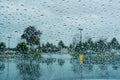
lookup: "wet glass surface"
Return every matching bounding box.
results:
[0,54,120,80]
[1,0,120,80]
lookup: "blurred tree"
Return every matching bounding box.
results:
[58,40,66,49]
[42,42,58,52]
[75,41,83,52]
[75,43,80,52]
[21,26,42,52]
[69,44,74,52]
[87,38,94,50]
[110,37,119,49]
[16,42,28,55]
[69,44,73,49]
[0,42,6,54]
[82,42,89,51]
[97,39,107,52]
[45,42,52,52]
[46,42,51,48]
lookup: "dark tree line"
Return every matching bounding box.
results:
[73,37,120,53]
[1,26,120,54]
[16,40,67,53]
[41,40,67,52]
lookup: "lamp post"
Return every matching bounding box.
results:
[78,28,83,80]
[15,30,21,42]
[6,36,11,80]
[7,36,11,49]
[78,28,83,52]
[78,28,83,43]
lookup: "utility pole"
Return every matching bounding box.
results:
[78,28,83,80]
[7,36,11,49]
[6,36,11,80]
[78,28,83,43]
[78,28,83,53]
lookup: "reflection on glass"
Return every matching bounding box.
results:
[17,61,40,80]
[58,59,65,66]
[98,64,109,79]
[0,58,5,74]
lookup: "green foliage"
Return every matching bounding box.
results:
[75,42,83,52]
[94,53,115,64]
[21,26,42,48]
[0,42,6,52]
[96,39,107,51]
[41,42,58,52]
[87,38,94,50]
[34,52,41,58]
[71,51,79,59]
[117,45,120,49]
[82,42,89,51]
[94,53,102,63]
[74,37,120,52]
[58,40,66,48]
[16,42,28,54]
[110,37,119,49]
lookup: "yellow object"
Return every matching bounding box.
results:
[7,54,11,57]
[79,55,84,64]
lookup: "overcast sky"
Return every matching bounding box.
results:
[0,0,120,47]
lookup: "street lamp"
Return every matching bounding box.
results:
[6,36,11,80]
[78,28,83,80]
[15,31,20,43]
[78,28,84,53]
[78,28,83,43]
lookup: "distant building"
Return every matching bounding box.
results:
[61,48,68,53]
[5,50,16,55]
